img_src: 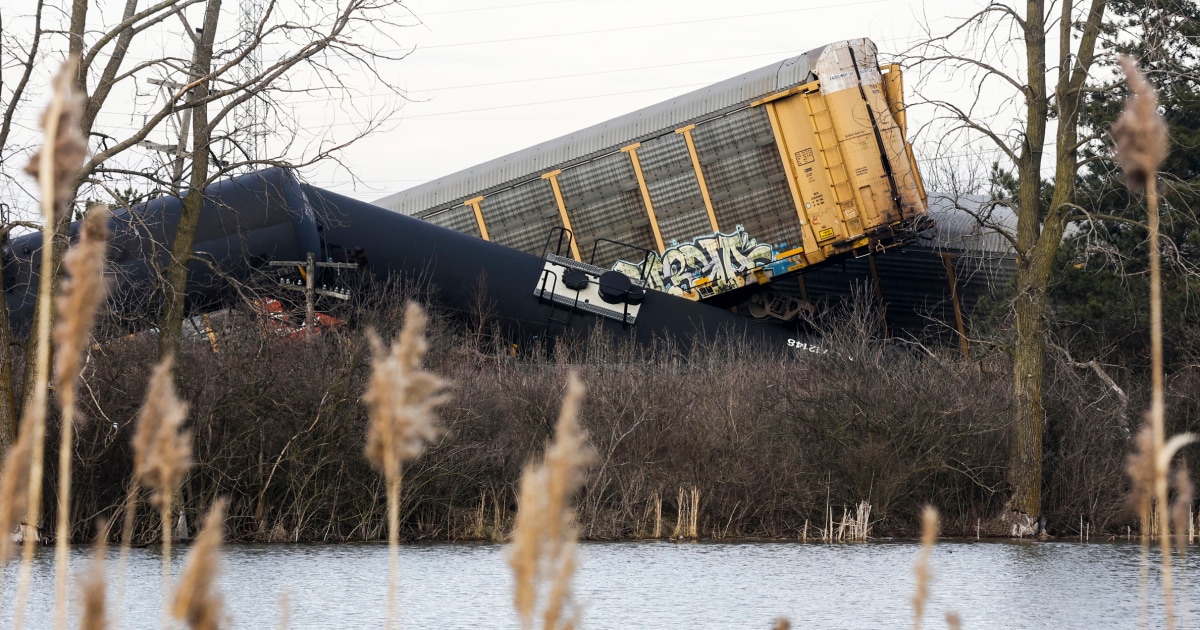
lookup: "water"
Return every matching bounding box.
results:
[2,540,1198,628]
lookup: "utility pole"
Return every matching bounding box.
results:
[269,256,358,332]
[138,26,205,194]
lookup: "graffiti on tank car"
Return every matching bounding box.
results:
[612,225,779,297]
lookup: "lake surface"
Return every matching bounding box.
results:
[2,540,1198,628]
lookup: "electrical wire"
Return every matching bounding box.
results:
[411,1,888,51]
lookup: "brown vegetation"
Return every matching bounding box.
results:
[1115,56,1196,630]
[363,302,448,629]
[911,506,939,630]
[22,284,1172,545]
[509,372,592,630]
[171,498,228,630]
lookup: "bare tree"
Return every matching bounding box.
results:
[151,0,412,363]
[905,0,1107,526]
[0,0,411,405]
[0,0,49,452]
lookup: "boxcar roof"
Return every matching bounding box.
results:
[374,40,845,217]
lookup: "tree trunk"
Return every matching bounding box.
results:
[1007,0,1050,519]
[1011,282,1045,516]
[1005,0,1106,521]
[157,0,221,364]
[0,238,16,454]
[19,213,72,416]
[16,0,89,420]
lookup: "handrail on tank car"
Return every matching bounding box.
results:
[589,237,655,287]
[540,226,576,261]
[537,267,559,300]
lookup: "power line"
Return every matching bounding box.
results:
[410,1,888,51]
[14,80,712,136]
[277,49,808,106]
[60,48,805,118]
[416,0,582,17]
[386,81,712,120]
[405,51,799,93]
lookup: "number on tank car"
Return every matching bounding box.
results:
[787,339,827,354]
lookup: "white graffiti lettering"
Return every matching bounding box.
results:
[613,226,779,298]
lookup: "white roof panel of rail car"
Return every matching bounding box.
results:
[373,40,849,217]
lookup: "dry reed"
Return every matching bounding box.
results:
[852,501,872,542]
[1115,57,1197,630]
[0,424,33,562]
[509,372,593,630]
[652,492,662,539]
[130,356,193,624]
[911,506,938,630]
[668,486,701,539]
[472,492,488,539]
[51,205,110,630]
[1171,464,1193,554]
[81,521,111,630]
[172,498,228,630]
[363,301,448,629]
[1127,427,1154,630]
[672,488,685,538]
[833,501,872,542]
[8,57,87,630]
[1112,58,1168,193]
[688,487,700,539]
[278,591,291,630]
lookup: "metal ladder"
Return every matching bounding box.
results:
[537,227,580,332]
[803,92,862,237]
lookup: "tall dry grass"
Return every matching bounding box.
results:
[911,506,938,630]
[509,372,593,630]
[1115,56,1197,630]
[0,421,33,563]
[363,301,448,629]
[0,57,89,630]
[50,206,109,629]
[128,356,193,624]
[80,521,111,630]
[0,53,111,630]
[172,498,229,630]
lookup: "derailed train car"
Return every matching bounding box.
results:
[2,169,801,350]
[2,37,927,350]
[376,38,928,316]
[2,168,319,334]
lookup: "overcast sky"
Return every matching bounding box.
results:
[295,0,984,204]
[1,0,1024,216]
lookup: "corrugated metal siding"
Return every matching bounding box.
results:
[477,180,560,255]
[377,43,831,217]
[638,132,711,246]
[920,193,1016,255]
[692,107,802,249]
[426,205,482,238]
[796,247,1015,334]
[556,151,653,267]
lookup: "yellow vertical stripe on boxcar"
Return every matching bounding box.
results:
[464,195,489,241]
[674,124,720,233]
[620,143,667,253]
[541,170,582,261]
